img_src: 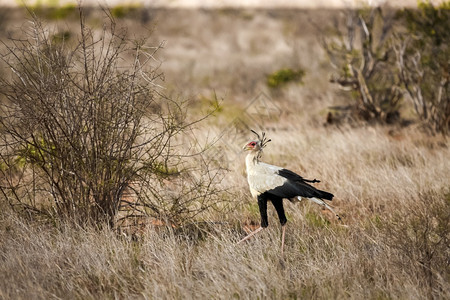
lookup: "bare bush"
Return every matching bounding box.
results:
[323,3,449,134]
[0,10,226,227]
[322,8,401,123]
[394,1,450,135]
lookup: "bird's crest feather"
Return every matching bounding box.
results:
[251,130,271,162]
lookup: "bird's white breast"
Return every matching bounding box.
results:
[245,154,286,198]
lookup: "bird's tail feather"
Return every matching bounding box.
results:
[299,196,341,220]
[318,190,334,200]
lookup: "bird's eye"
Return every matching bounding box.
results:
[250,142,256,146]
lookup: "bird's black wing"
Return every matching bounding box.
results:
[269,168,334,200]
[277,169,320,184]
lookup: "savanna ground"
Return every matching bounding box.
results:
[0,6,449,299]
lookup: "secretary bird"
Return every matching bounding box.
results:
[238,130,340,254]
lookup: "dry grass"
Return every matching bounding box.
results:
[1,125,448,299]
[0,7,449,300]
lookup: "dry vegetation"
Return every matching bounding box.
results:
[0,6,449,300]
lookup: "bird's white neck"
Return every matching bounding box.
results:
[245,151,259,169]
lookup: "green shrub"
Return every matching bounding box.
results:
[266,68,305,88]
[27,1,77,20]
[111,4,141,19]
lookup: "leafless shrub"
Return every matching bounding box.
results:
[0,9,226,227]
[393,1,450,135]
[323,4,449,134]
[322,8,401,123]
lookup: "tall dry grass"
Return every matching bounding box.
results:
[1,125,449,299]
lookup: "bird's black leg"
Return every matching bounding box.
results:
[271,197,287,255]
[271,197,287,226]
[237,194,268,245]
[258,194,269,228]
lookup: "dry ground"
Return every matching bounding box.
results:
[0,7,449,299]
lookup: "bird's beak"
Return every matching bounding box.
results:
[243,144,252,151]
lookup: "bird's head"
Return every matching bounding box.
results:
[243,140,261,151]
[243,130,271,162]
